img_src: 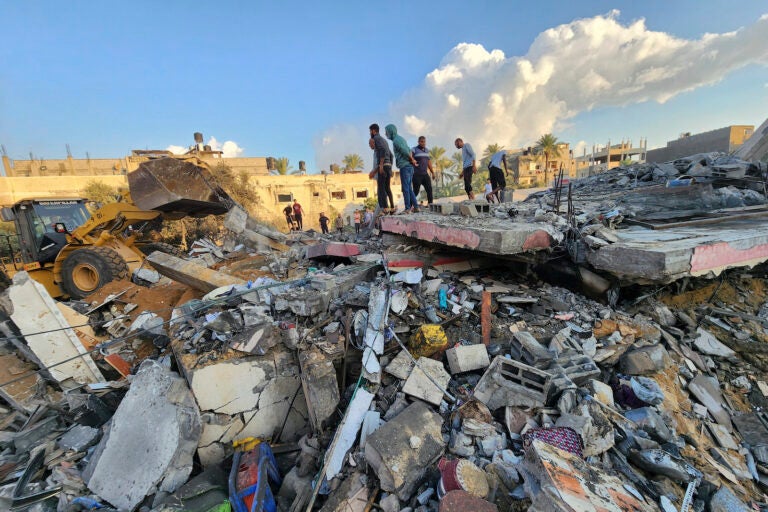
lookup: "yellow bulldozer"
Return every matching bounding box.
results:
[0,156,234,299]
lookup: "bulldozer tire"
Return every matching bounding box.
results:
[138,242,183,258]
[61,247,129,299]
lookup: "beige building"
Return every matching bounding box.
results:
[645,125,754,163]
[0,169,398,233]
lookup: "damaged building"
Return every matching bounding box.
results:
[1,122,768,512]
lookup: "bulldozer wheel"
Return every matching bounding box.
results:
[138,242,183,258]
[61,247,129,299]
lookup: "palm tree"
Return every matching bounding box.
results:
[275,157,293,175]
[342,154,364,172]
[535,134,562,186]
[450,151,464,176]
[482,143,504,160]
[429,146,452,188]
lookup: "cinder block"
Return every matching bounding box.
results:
[474,356,551,410]
[459,204,479,217]
[446,344,490,374]
[552,354,600,386]
[510,332,552,367]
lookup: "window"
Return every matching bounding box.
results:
[277,193,293,203]
[331,191,346,200]
[312,192,320,197]
[355,190,368,199]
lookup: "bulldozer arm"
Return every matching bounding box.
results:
[128,156,234,219]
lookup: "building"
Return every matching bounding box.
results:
[645,125,754,163]
[573,139,647,177]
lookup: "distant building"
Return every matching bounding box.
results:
[573,139,647,177]
[645,125,754,163]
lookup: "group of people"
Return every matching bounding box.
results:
[368,123,512,212]
[318,208,373,236]
[282,199,305,231]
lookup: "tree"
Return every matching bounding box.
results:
[429,146,453,189]
[535,133,562,186]
[450,151,464,176]
[82,180,120,205]
[482,143,504,160]
[342,154,364,172]
[330,163,341,174]
[274,157,293,175]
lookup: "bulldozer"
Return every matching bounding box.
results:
[0,156,234,299]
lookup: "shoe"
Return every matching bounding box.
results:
[412,208,420,213]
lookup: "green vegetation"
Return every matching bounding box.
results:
[274,157,293,175]
[82,180,120,205]
[535,133,562,185]
[342,154,364,172]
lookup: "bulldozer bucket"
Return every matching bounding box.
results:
[127,157,234,219]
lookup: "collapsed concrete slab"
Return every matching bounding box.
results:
[522,439,654,511]
[146,252,246,293]
[306,242,361,259]
[299,348,340,432]
[587,219,768,284]
[380,214,559,256]
[84,360,201,511]
[365,402,445,500]
[8,272,104,386]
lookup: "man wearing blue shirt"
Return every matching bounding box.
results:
[488,150,511,203]
[385,124,419,213]
[412,136,435,206]
[455,138,476,200]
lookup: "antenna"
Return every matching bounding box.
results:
[66,144,72,157]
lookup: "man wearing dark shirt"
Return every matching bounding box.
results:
[319,212,330,234]
[282,205,295,231]
[411,136,435,206]
[292,199,305,230]
[369,124,395,212]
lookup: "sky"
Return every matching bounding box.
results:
[1,1,767,174]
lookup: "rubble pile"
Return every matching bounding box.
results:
[1,152,768,511]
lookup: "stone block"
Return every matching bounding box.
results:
[509,331,552,367]
[365,402,445,500]
[688,374,732,431]
[238,375,308,442]
[446,344,490,374]
[190,358,275,415]
[299,349,340,432]
[474,356,551,410]
[402,358,451,406]
[694,328,736,358]
[619,344,671,375]
[586,379,614,408]
[459,204,479,217]
[146,251,245,293]
[58,425,100,452]
[84,361,201,511]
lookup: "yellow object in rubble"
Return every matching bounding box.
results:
[409,324,448,358]
[233,437,261,452]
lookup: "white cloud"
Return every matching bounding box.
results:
[315,11,768,162]
[165,136,244,158]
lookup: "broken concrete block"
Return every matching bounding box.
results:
[402,358,451,406]
[0,353,46,413]
[147,251,245,293]
[688,374,732,431]
[586,379,614,407]
[628,449,699,482]
[556,401,614,457]
[197,414,244,467]
[459,204,479,217]
[707,422,739,451]
[299,349,340,432]
[709,485,750,512]
[58,425,100,452]
[474,356,551,410]
[238,375,308,442]
[365,402,445,500]
[505,407,533,436]
[325,388,374,481]
[522,439,654,512]
[446,344,490,374]
[306,242,361,260]
[84,361,201,511]
[623,407,673,443]
[510,331,552,366]
[694,328,736,358]
[191,358,275,415]
[619,344,671,375]
[385,350,415,380]
[9,272,104,385]
[551,353,600,385]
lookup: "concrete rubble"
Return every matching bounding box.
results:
[0,144,768,511]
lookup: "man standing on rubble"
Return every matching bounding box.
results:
[385,124,420,213]
[412,136,435,207]
[488,149,511,203]
[369,125,395,213]
[282,205,295,231]
[292,199,305,230]
[455,138,477,200]
[319,212,330,234]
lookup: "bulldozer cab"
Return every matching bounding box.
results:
[1,199,91,268]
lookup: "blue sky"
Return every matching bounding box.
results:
[1,1,767,173]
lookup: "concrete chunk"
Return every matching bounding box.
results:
[365,402,445,500]
[84,361,201,511]
[474,356,551,410]
[402,358,451,405]
[190,359,273,415]
[446,344,490,374]
[694,328,736,358]
[300,349,340,432]
[146,251,245,293]
[689,374,732,431]
[510,331,552,366]
[619,344,671,375]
